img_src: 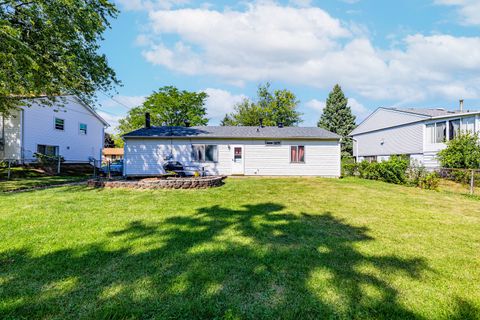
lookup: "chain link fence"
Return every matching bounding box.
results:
[434,167,480,195]
[0,157,102,181]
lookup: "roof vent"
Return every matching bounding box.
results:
[184,119,191,127]
[145,112,151,128]
[277,122,284,128]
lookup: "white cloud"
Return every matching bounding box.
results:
[100,95,146,110]
[435,0,480,25]
[98,95,146,132]
[305,99,326,112]
[348,98,369,120]
[136,2,480,103]
[203,88,246,123]
[116,0,189,11]
[306,97,368,119]
[98,111,124,133]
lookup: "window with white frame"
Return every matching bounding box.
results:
[290,145,305,163]
[426,122,446,143]
[55,118,65,131]
[79,123,87,135]
[37,144,59,156]
[192,144,218,162]
[461,117,475,133]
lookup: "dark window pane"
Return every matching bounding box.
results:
[436,122,446,143]
[55,118,64,130]
[206,145,218,162]
[298,146,305,162]
[79,123,87,134]
[291,146,297,162]
[37,145,46,154]
[449,119,460,140]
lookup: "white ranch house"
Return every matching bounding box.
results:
[0,96,108,163]
[122,123,341,177]
[351,106,480,168]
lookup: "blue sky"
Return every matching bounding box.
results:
[97,0,480,132]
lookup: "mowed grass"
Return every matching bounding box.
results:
[0,175,88,192]
[0,177,479,319]
[0,167,89,192]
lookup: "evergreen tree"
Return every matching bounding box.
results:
[317,84,357,157]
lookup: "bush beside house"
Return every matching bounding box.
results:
[343,156,439,190]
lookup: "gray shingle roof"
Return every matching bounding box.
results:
[389,107,479,118]
[123,126,341,140]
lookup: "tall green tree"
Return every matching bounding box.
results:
[317,84,357,157]
[0,0,120,114]
[222,83,302,126]
[118,86,209,134]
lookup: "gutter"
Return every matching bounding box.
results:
[122,136,342,141]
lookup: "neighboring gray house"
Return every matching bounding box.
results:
[122,121,341,177]
[350,106,480,168]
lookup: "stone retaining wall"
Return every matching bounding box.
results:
[87,176,226,190]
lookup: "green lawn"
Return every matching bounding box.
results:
[0,177,479,319]
[0,167,90,192]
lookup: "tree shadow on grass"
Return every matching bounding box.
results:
[0,203,467,319]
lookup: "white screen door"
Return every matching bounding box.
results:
[231,145,244,175]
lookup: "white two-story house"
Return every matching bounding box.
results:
[0,96,108,163]
[350,106,480,168]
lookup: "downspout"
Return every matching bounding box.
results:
[21,109,25,163]
[101,126,105,163]
[352,137,359,162]
[123,137,127,177]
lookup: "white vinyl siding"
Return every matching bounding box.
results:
[351,108,427,135]
[353,123,423,157]
[21,97,105,161]
[124,138,341,177]
[0,109,22,160]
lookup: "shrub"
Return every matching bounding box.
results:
[341,157,358,177]
[438,132,480,169]
[417,172,440,190]
[358,156,409,185]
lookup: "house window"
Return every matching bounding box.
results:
[426,122,446,143]
[79,123,87,135]
[55,118,65,131]
[364,156,377,163]
[37,144,59,156]
[265,141,281,146]
[290,145,305,163]
[192,144,218,162]
[449,119,460,140]
[461,117,475,133]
